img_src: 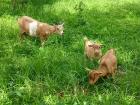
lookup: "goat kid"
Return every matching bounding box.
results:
[88,49,117,85]
[18,16,64,46]
[84,37,102,60]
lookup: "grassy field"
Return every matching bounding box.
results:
[0,0,140,104]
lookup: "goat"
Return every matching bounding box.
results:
[84,37,102,60]
[88,49,117,84]
[18,16,64,46]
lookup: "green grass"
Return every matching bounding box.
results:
[0,0,140,104]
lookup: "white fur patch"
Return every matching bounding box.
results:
[29,22,38,36]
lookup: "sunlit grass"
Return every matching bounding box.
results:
[0,0,140,104]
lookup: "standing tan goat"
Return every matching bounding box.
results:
[88,49,117,85]
[84,37,102,60]
[18,16,64,46]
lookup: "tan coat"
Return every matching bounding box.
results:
[89,49,117,84]
[84,37,102,60]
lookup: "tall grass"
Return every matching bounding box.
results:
[0,0,140,104]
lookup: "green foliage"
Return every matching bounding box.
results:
[0,0,140,104]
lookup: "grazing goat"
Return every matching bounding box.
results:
[18,16,64,46]
[84,37,102,60]
[88,49,117,85]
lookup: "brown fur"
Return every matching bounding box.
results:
[89,49,117,84]
[18,16,64,46]
[84,37,102,60]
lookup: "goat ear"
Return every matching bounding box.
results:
[99,44,103,46]
[94,72,102,79]
[88,45,93,47]
[95,72,103,77]
[89,72,102,85]
[61,23,64,26]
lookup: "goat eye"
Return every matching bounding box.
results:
[89,75,92,79]
[92,46,95,48]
